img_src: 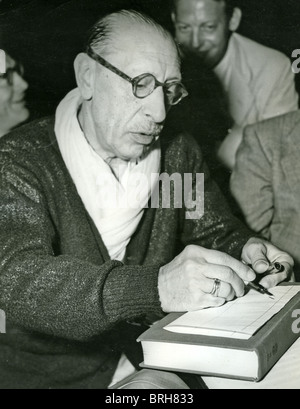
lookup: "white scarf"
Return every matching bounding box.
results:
[55,88,161,261]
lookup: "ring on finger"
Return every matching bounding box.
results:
[210,278,221,297]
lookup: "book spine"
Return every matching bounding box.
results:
[256,299,300,381]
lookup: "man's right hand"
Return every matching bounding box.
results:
[158,245,256,313]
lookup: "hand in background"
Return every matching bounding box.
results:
[241,237,295,288]
[217,124,244,170]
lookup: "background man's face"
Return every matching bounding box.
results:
[89,23,181,161]
[0,54,29,136]
[173,0,231,68]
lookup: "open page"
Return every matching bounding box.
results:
[165,286,300,340]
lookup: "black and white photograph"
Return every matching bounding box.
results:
[0,0,299,392]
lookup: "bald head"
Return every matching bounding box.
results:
[87,9,179,61]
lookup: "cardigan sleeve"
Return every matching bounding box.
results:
[0,160,162,342]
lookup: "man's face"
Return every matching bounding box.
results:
[0,54,29,136]
[86,24,181,161]
[173,0,231,68]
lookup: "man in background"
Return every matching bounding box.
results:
[171,0,299,169]
[231,110,300,281]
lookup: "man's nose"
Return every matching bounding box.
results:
[191,29,204,49]
[13,72,29,92]
[144,87,167,124]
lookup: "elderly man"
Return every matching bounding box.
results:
[0,51,29,137]
[0,10,293,389]
[171,0,299,169]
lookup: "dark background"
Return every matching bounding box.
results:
[0,0,299,119]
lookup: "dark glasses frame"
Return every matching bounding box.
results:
[86,46,188,105]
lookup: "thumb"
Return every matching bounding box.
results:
[252,257,269,274]
[242,239,270,274]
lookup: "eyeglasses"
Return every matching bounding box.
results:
[0,62,24,86]
[86,46,188,106]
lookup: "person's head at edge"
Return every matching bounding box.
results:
[0,53,29,138]
[73,10,185,163]
[171,0,242,68]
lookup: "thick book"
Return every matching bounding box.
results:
[137,285,300,382]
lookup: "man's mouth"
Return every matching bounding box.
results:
[131,131,161,145]
[12,97,26,105]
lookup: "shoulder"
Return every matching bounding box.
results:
[233,33,291,68]
[246,110,300,134]
[0,116,56,161]
[161,131,204,172]
[0,116,62,185]
[244,110,300,148]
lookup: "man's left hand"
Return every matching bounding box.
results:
[241,237,295,288]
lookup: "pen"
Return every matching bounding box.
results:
[243,262,285,298]
[267,262,285,274]
[244,281,275,299]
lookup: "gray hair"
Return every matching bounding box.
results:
[86,9,175,56]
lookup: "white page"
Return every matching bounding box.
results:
[165,286,300,340]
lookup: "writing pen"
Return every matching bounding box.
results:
[244,262,285,299]
[244,281,275,299]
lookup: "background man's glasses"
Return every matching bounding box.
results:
[87,46,188,106]
[0,62,24,86]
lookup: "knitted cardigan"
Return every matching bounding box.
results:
[0,117,252,389]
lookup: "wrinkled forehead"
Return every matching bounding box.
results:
[107,21,181,76]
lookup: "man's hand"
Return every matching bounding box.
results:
[158,245,256,313]
[241,237,295,288]
[217,124,244,170]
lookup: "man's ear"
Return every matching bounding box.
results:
[171,11,176,25]
[229,8,242,32]
[74,53,94,100]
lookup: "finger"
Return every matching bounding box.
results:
[270,261,294,278]
[242,239,295,274]
[201,263,245,298]
[259,271,290,289]
[204,250,256,282]
[206,278,236,301]
[242,243,270,274]
[189,293,226,311]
